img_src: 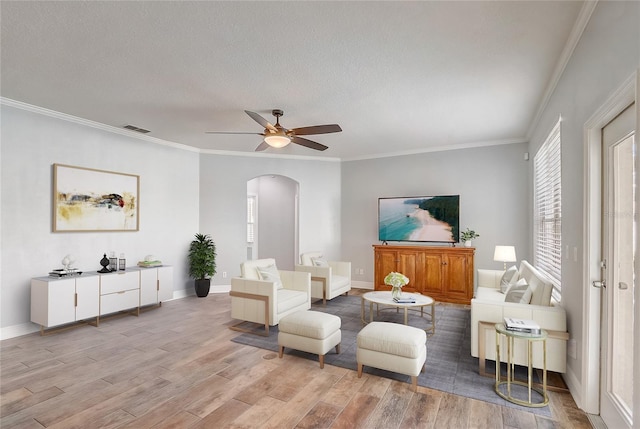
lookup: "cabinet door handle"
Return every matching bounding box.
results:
[157,280,160,291]
[75,293,78,307]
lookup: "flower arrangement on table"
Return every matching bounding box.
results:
[384,271,409,299]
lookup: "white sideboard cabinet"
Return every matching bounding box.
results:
[31,266,173,335]
[139,266,173,307]
[31,275,100,333]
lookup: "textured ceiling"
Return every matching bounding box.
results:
[1,1,585,159]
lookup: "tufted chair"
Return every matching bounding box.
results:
[230,258,310,336]
[295,251,351,306]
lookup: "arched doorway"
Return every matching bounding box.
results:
[247,175,299,270]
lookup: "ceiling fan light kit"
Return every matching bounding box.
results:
[207,109,341,152]
[264,133,291,148]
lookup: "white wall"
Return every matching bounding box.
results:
[256,175,298,269]
[341,143,531,286]
[198,153,341,282]
[526,0,639,412]
[1,104,200,334]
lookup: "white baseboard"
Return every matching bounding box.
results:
[563,364,583,410]
[352,280,374,290]
[1,322,40,340]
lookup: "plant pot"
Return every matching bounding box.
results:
[195,278,211,297]
[464,240,472,247]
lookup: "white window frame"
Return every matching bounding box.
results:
[533,119,562,301]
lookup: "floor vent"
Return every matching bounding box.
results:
[123,124,151,134]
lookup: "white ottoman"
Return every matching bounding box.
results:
[356,322,427,391]
[278,310,341,368]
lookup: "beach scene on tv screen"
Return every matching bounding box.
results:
[379,196,459,242]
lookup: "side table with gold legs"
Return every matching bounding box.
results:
[494,323,549,407]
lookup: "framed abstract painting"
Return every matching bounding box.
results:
[53,164,139,232]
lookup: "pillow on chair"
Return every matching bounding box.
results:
[257,264,283,289]
[504,278,532,304]
[311,257,329,267]
[500,265,519,293]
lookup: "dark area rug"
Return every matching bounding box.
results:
[231,294,552,416]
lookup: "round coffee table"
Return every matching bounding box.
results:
[361,291,435,336]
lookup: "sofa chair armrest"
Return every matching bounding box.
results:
[230,277,279,334]
[477,269,503,289]
[328,261,351,278]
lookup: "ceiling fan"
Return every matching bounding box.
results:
[206,109,342,152]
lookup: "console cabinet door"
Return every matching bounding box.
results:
[157,266,173,302]
[139,268,159,306]
[422,253,444,296]
[443,253,472,302]
[75,276,99,320]
[375,250,398,290]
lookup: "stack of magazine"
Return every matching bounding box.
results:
[504,317,541,335]
[49,268,82,277]
[393,296,416,304]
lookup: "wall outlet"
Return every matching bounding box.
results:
[359,269,365,275]
[222,271,227,278]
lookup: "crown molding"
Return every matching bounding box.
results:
[526,1,598,140]
[341,137,527,162]
[1,97,200,153]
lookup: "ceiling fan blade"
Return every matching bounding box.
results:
[205,131,264,135]
[255,141,270,152]
[290,124,342,136]
[291,136,328,151]
[245,110,277,132]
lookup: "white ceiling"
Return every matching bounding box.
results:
[1,1,586,160]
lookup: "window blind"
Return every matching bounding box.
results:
[533,120,562,300]
[247,196,256,243]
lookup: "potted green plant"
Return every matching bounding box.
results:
[460,228,480,247]
[188,233,217,297]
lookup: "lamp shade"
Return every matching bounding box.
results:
[264,134,291,148]
[493,246,517,268]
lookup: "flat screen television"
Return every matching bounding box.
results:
[378,195,459,244]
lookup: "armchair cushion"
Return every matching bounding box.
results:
[311,257,329,267]
[504,278,531,303]
[257,264,283,289]
[241,258,277,280]
[500,265,519,293]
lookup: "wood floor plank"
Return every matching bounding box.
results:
[295,401,342,429]
[432,392,471,428]
[399,389,443,429]
[330,393,381,429]
[190,398,252,429]
[0,291,591,429]
[226,395,286,429]
[364,380,413,429]
[502,405,538,429]
[467,398,503,429]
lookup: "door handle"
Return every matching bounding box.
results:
[592,280,606,288]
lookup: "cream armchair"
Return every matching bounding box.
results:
[230,258,311,336]
[295,251,351,306]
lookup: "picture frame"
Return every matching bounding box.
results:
[53,164,139,232]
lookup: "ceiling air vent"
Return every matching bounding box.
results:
[123,124,150,134]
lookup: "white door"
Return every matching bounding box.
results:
[600,102,635,429]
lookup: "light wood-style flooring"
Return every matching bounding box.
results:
[1,289,592,428]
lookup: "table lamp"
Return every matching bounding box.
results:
[493,245,517,271]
